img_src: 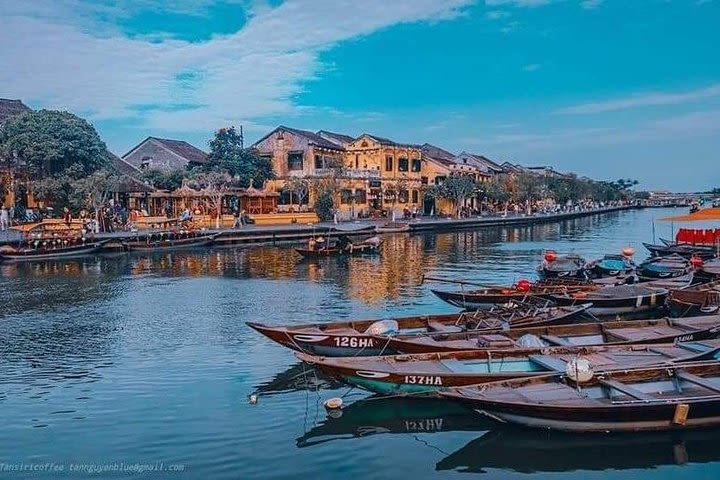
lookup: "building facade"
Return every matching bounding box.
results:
[122,137,209,172]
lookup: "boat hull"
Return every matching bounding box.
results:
[0,242,105,261]
[124,234,217,251]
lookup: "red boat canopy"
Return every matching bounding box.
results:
[676,228,720,245]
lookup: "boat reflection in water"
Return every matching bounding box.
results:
[437,427,720,474]
[251,362,343,398]
[296,396,490,448]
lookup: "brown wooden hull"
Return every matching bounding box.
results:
[441,362,720,432]
[386,315,720,354]
[297,342,720,395]
[247,304,592,357]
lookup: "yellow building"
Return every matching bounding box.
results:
[251,126,505,219]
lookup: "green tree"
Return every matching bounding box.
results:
[282,177,310,210]
[0,110,108,178]
[429,174,477,217]
[313,189,335,222]
[191,171,233,229]
[70,169,123,216]
[142,169,186,191]
[32,163,88,211]
[206,127,274,188]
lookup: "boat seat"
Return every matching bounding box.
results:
[675,370,720,393]
[540,335,570,346]
[427,321,464,333]
[528,355,568,372]
[600,379,656,401]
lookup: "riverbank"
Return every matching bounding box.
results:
[0,205,643,247]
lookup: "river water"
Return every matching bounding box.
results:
[2,207,718,479]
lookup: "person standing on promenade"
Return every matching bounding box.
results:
[0,206,9,231]
[63,207,72,227]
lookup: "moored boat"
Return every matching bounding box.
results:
[247,303,592,357]
[297,341,720,395]
[585,254,636,279]
[385,315,720,354]
[429,278,598,310]
[638,254,694,281]
[548,284,669,317]
[441,361,720,432]
[375,222,410,233]
[669,280,720,317]
[123,231,218,251]
[295,235,382,258]
[643,242,716,259]
[537,252,587,279]
[0,239,108,261]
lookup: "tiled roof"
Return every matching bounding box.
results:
[279,126,345,151]
[0,98,30,124]
[107,152,155,193]
[317,130,355,146]
[358,133,420,148]
[150,137,208,164]
[421,143,457,167]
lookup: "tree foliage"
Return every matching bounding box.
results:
[429,174,477,216]
[70,169,123,213]
[0,110,108,178]
[205,126,274,188]
[313,189,335,222]
[142,169,185,191]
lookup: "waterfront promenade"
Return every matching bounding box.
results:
[0,204,638,247]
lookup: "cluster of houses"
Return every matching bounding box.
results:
[1,98,571,221]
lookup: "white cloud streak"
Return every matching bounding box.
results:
[556,83,720,115]
[0,0,473,132]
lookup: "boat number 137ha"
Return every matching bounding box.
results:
[404,376,443,386]
[333,337,375,348]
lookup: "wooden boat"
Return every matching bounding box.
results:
[295,236,382,258]
[429,278,599,310]
[247,303,592,357]
[0,239,108,261]
[123,232,218,251]
[638,254,694,280]
[436,426,720,473]
[698,258,720,281]
[297,341,720,395]
[441,361,720,432]
[548,284,669,317]
[585,254,636,279]
[643,242,716,259]
[375,222,410,233]
[669,280,720,317]
[537,253,587,279]
[385,315,720,354]
[296,396,485,448]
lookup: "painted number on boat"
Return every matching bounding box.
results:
[333,337,375,348]
[675,334,694,343]
[405,419,444,432]
[404,376,443,386]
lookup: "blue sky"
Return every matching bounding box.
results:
[1,0,719,191]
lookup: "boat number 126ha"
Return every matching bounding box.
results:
[333,337,375,348]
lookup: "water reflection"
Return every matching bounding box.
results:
[437,427,720,474]
[252,363,342,397]
[297,396,489,448]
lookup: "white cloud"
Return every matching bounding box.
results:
[556,83,720,114]
[486,0,554,6]
[485,10,511,19]
[0,0,474,132]
[580,0,604,8]
[522,63,541,72]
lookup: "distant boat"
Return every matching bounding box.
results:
[537,252,587,279]
[123,232,218,251]
[375,222,410,234]
[0,240,108,262]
